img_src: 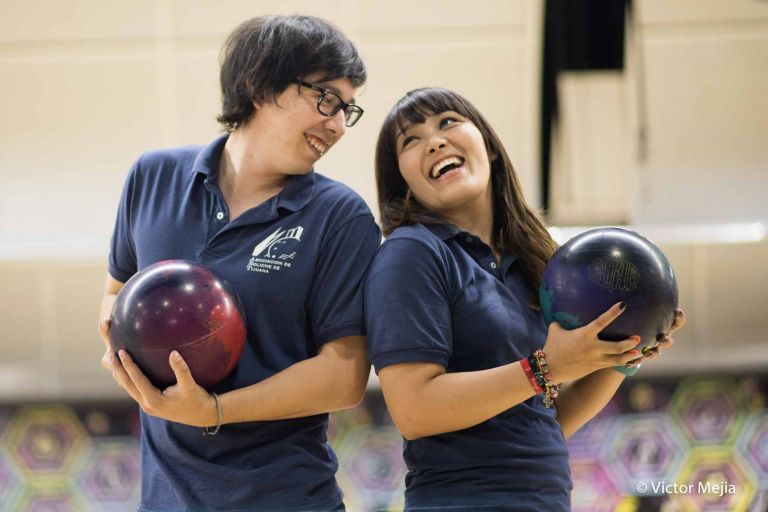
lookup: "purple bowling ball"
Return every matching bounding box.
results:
[540,227,678,350]
[110,260,246,389]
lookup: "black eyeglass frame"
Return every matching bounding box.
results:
[295,80,364,127]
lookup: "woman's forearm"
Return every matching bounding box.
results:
[379,361,536,440]
[554,368,625,439]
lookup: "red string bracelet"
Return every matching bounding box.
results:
[520,357,544,394]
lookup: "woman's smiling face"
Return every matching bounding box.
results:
[395,111,492,217]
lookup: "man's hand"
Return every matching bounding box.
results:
[107,349,218,427]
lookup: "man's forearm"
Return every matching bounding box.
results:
[219,336,369,423]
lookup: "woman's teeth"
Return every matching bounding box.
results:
[431,156,464,179]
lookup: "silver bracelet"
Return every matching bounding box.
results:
[203,392,222,436]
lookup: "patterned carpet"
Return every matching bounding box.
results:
[0,375,765,511]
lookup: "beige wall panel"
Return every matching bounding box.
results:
[360,0,525,30]
[549,72,631,225]
[640,0,768,25]
[0,0,157,42]
[174,50,225,145]
[0,56,161,257]
[634,33,768,223]
[705,243,768,345]
[54,262,114,391]
[0,260,121,400]
[168,0,357,38]
[0,265,42,364]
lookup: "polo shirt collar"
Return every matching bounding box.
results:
[423,222,461,241]
[275,171,315,212]
[192,133,315,213]
[423,222,520,267]
[192,133,228,177]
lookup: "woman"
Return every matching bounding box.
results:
[365,87,684,511]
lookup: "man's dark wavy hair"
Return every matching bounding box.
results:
[217,15,366,131]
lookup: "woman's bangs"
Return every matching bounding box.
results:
[392,88,467,137]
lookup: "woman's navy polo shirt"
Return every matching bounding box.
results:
[365,223,571,511]
[109,134,381,511]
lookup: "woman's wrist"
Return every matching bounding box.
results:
[519,350,560,408]
[613,363,641,377]
[520,357,544,394]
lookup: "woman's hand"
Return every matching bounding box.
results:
[626,308,686,367]
[104,349,218,428]
[543,302,642,384]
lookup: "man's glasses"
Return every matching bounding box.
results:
[295,80,364,127]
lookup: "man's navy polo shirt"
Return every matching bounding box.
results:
[364,223,571,511]
[109,134,381,511]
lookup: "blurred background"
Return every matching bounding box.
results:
[0,0,766,510]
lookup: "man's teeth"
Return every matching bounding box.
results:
[431,156,464,178]
[305,135,327,155]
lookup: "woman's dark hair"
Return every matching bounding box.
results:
[217,15,366,131]
[375,87,557,301]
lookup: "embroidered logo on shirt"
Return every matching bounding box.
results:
[246,226,304,274]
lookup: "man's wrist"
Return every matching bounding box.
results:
[203,392,222,436]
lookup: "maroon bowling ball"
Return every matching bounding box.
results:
[539,227,678,351]
[110,260,246,389]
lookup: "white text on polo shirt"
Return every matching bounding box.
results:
[247,226,304,274]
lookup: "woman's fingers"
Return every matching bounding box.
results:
[591,334,640,367]
[602,335,641,355]
[588,302,627,336]
[616,346,642,366]
[670,309,686,334]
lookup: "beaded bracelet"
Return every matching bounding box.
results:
[520,357,544,394]
[203,392,222,436]
[532,350,560,408]
[527,354,547,391]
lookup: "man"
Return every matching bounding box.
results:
[98,15,380,511]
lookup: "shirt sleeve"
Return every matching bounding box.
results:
[307,214,382,347]
[108,161,140,283]
[364,237,453,372]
